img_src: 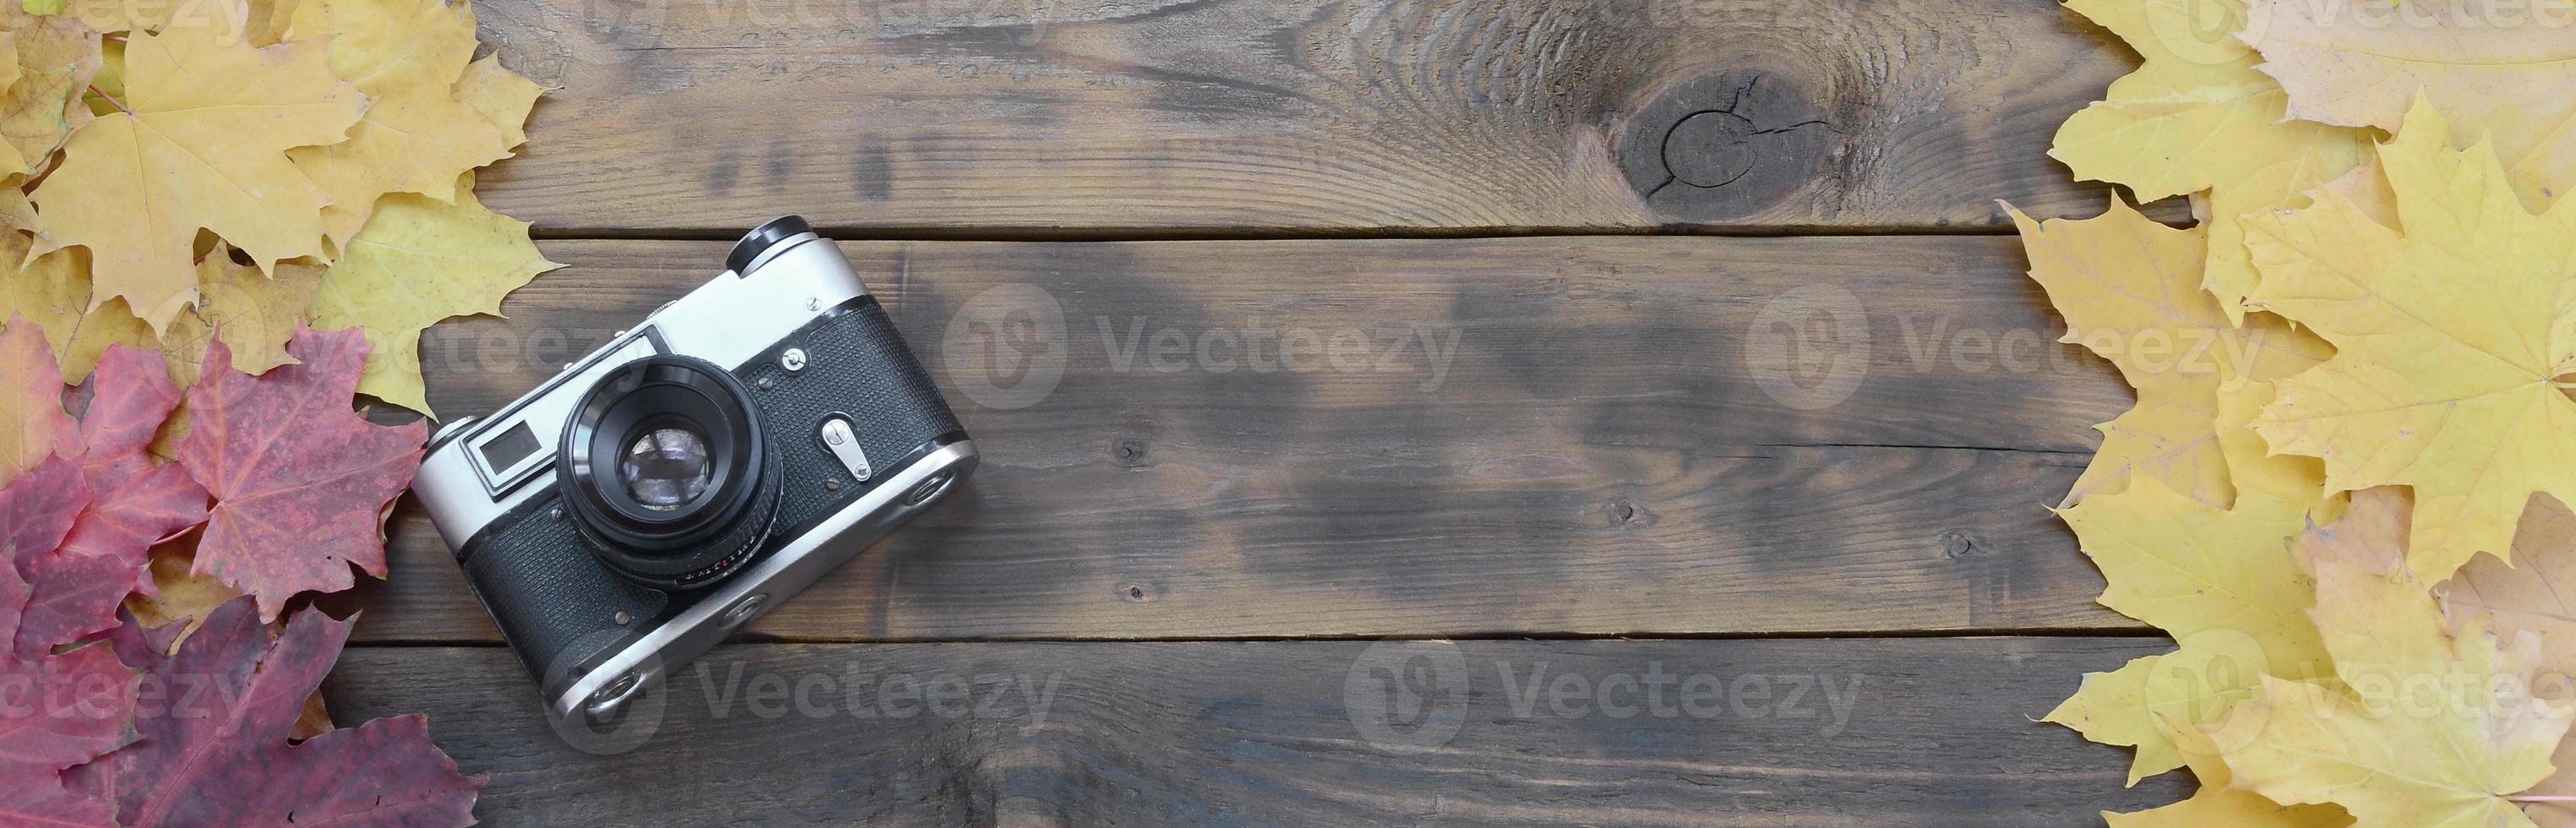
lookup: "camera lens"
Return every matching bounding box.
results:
[558,355,781,591]
[620,425,713,509]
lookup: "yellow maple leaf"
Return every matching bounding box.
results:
[0,313,74,485]
[2314,154,2399,230]
[2242,0,2576,209]
[2214,373,2339,515]
[307,177,561,414]
[282,0,505,247]
[289,89,508,248]
[83,31,120,110]
[60,0,249,41]
[2194,153,2367,325]
[2243,100,2576,583]
[3,215,314,386]
[0,34,27,161]
[2047,0,2375,323]
[2045,466,2331,781]
[283,0,475,96]
[453,54,542,151]
[2010,200,2330,509]
[0,221,91,373]
[2046,637,2276,786]
[27,24,362,332]
[0,11,100,175]
[242,0,290,46]
[163,245,323,382]
[2444,494,2576,826]
[2105,716,2351,826]
[2213,488,2574,826]
[122,540,243,645]
[2050,0,2363,203]
[0,177,30,230]
[2045,351,2343,783]
[52,301,156,386]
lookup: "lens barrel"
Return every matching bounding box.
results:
[558,355,780,590]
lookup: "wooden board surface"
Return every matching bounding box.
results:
[325,637,2182,825]
[340,236,2146,643]
[466,0,2142,235]
[304,0,2177,818]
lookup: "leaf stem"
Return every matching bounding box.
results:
[87,84,132,115]
[2509,795,2576,802]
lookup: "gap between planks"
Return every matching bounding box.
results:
[526,220,2182,244]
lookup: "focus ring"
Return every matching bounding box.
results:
[555,354,777,591]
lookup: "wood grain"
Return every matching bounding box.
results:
[339,236,2144,642]
[324,637,2187,825]
[465,0,2142,235]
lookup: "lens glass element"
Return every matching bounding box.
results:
[619,426,713,510]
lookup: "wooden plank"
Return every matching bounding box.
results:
[324,637,2184,825]
[467,0,2142,235]
[342,236,2143,642]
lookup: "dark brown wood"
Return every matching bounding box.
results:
[337,236,2143,643]
[324,637,2186,825]
[465,0,2144,235]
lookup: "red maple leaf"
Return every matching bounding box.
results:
[0,487,139,828]
[3,342,213,658]
[68,599,481,826]
[177,328,425,620]
[3,455,123,660]
[57,348,209,593]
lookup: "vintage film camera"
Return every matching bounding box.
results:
[412,217,976,727]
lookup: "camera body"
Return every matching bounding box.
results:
[412,218,975,728]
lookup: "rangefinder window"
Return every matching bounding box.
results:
[477,422,542,473]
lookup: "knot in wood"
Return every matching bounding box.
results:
[1664,112,1758,188]
[1619,70,1829,222]
[1114,439,1151,469]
